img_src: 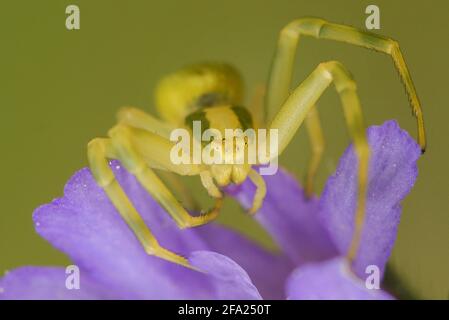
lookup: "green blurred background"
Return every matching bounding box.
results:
[1,0,448,299]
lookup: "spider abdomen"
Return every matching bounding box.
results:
[155,63,244,125]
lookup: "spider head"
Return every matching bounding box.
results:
[206,134,253,186]
[210,162,252,187]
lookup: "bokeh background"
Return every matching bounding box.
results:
[1,0,448,299]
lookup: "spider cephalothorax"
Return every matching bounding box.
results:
[87,18,425,268]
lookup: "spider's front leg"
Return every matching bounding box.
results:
[269,60,369,263]
[117,106,200,210]
[88,125,222,268]
[87,138,192,267]
[303,106,325,197]
[266,18,425,151]
[249,86,325,197]
[264,18,426,196]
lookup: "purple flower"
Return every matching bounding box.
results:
[0,120,420,299]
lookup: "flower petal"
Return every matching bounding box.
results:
[286,257,394,300]
[31,162,269,299]
[33,166,201,298]
[318,120,421,278]
[114,161,293,299]
[195,224,294,299]
[226,168,337,265]
[0,267,107,300]
[189,251,262,300]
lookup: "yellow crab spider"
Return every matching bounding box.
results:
[87,18,426,268]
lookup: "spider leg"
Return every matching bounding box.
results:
[247,169,267,215]
[248,84,266,128]
[117,106,200,210]
[248,84,325,197]
[269,61,369,262]
[266,17,425,152]
[158,170,200,211]
[304,105,325,197]
[117,106,178,138]
[108,124,222,229]
[87,138,191,268]
[200,171,222,198]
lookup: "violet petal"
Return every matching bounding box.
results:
[28,163,267,299]
[286,257,394,300]
[318,120,421,278]
[189,251,262,300]
[196,224,294,299]
[226,168,338,265]
[0,267,107,300]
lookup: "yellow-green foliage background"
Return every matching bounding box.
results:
[1,1,448,299]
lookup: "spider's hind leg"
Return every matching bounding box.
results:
[87,138,191,268]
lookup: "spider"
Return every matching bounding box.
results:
[87,18,425,268]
